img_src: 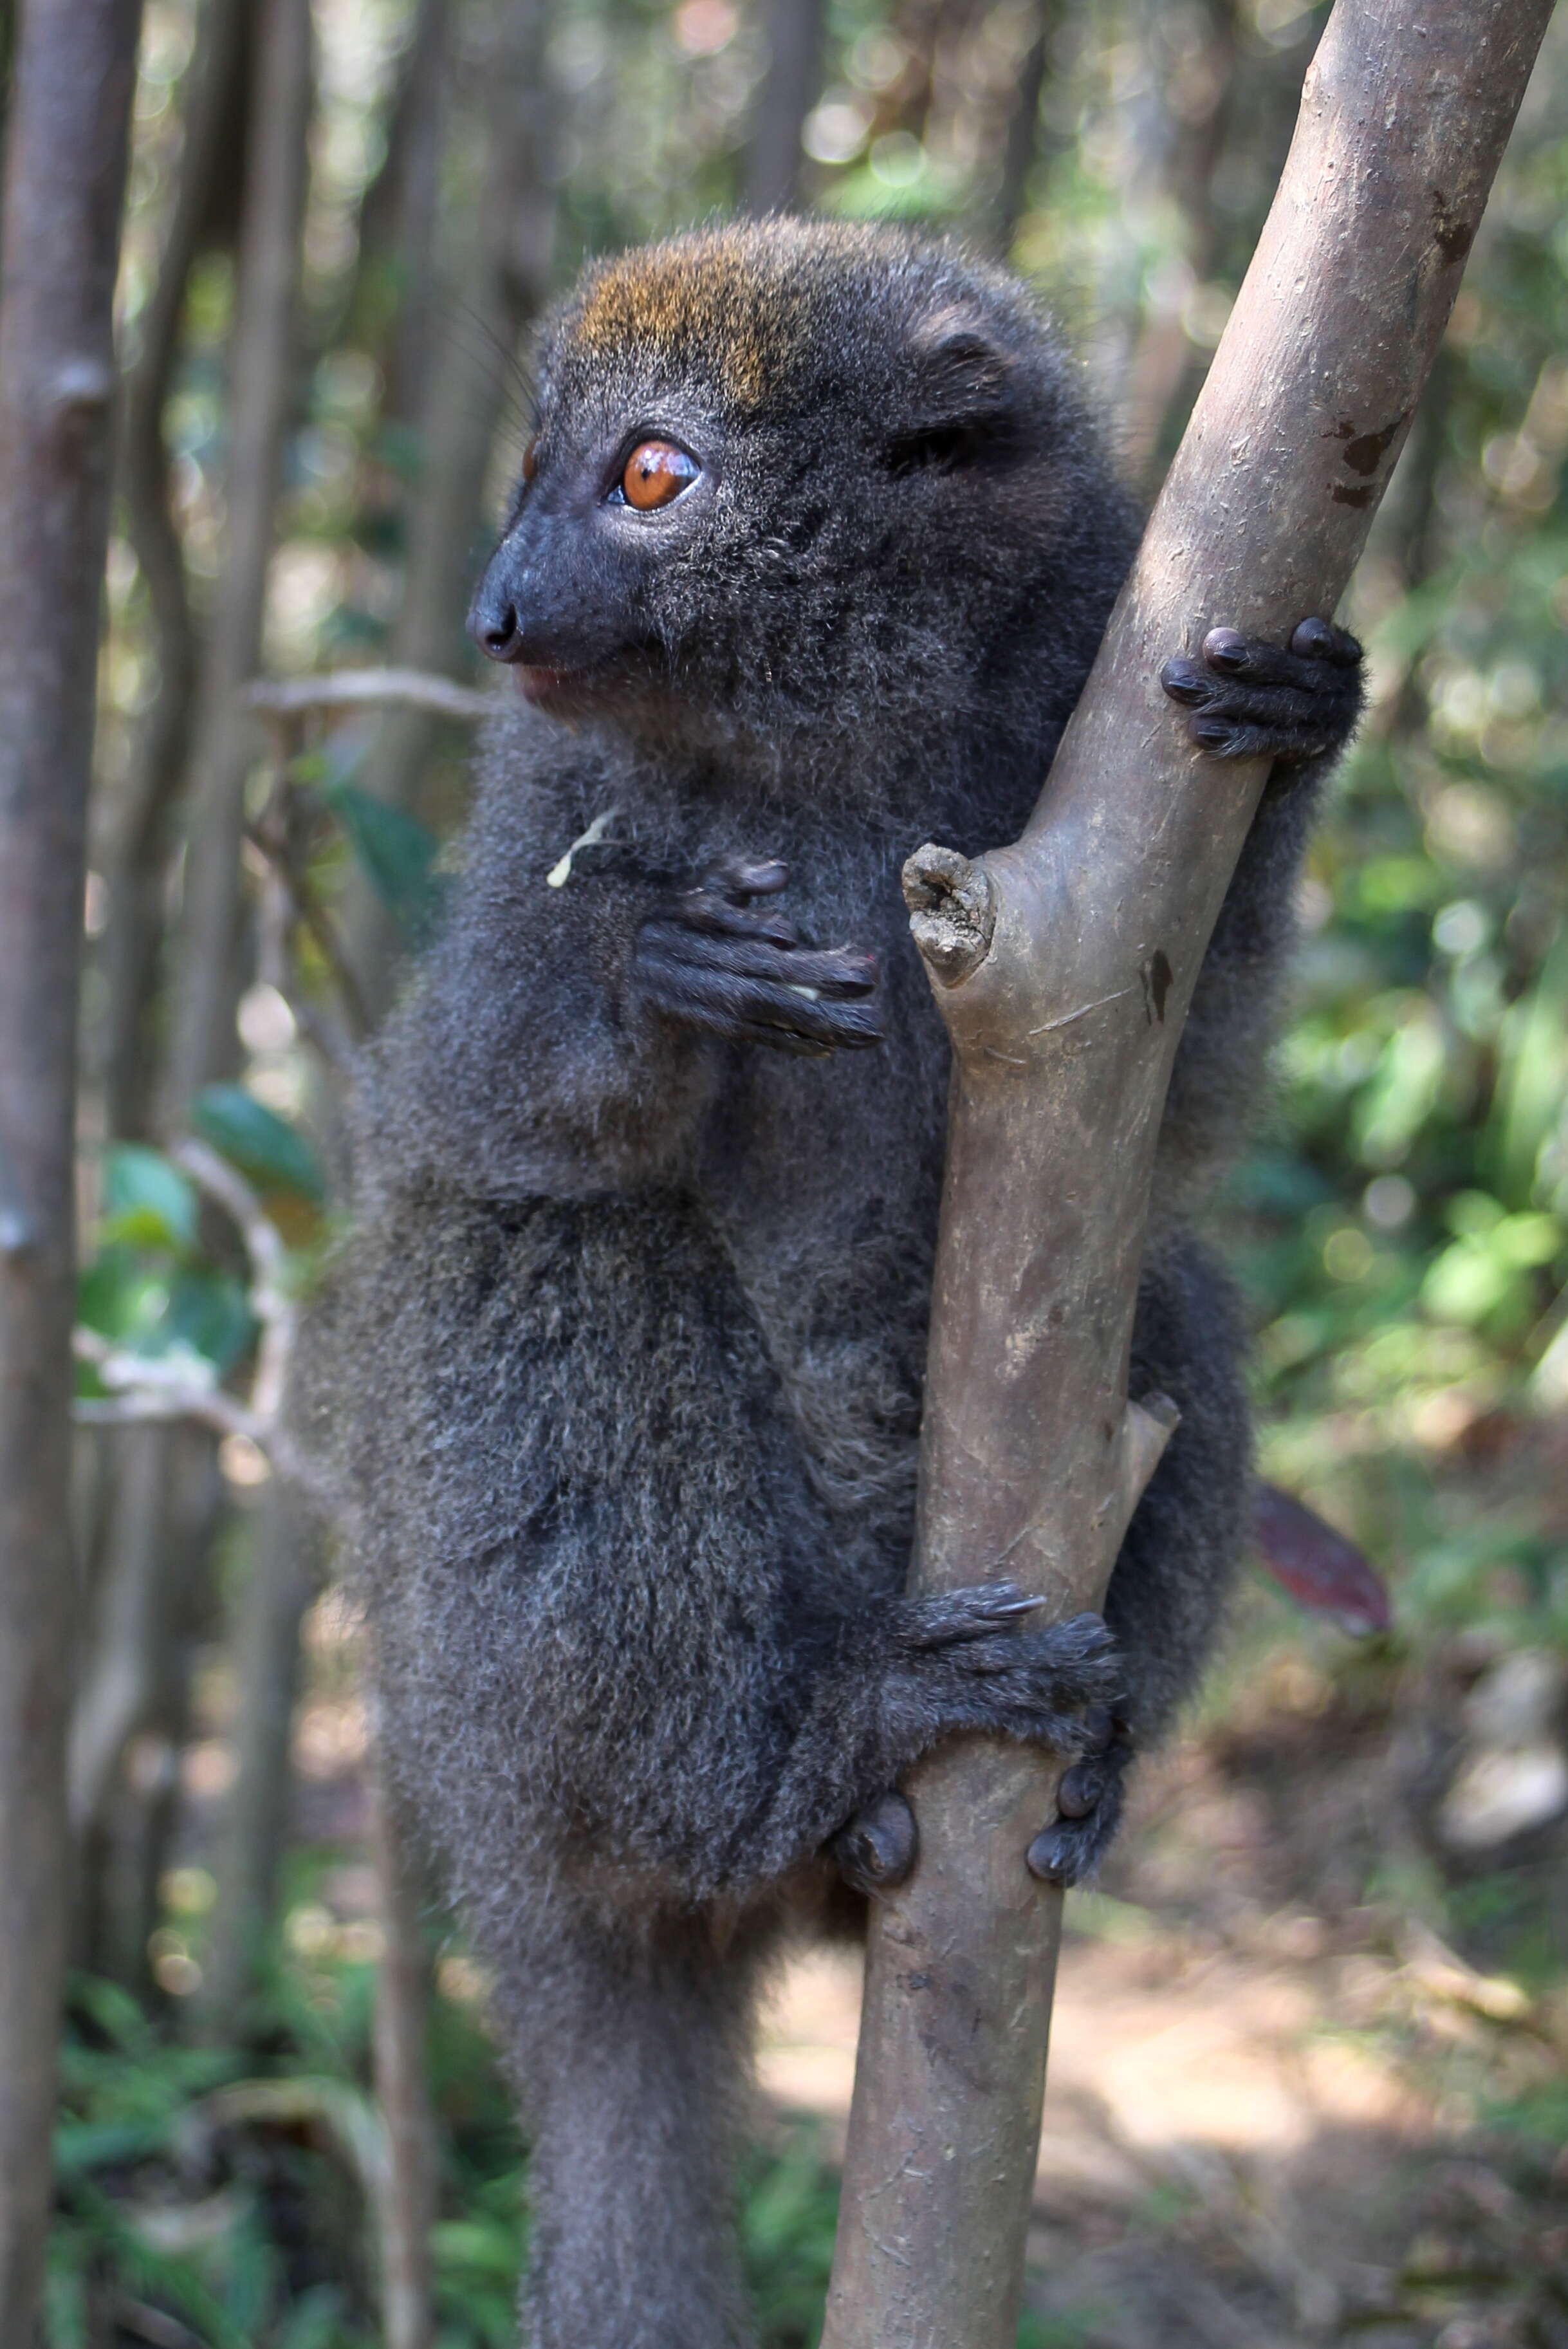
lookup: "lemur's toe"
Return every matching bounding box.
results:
[1160,618,1364,768]
[1025,1711,1133,1889]
[833,1789,917,1895]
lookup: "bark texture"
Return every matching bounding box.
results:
[820,6,1554,2344]
[0,0,143,2326]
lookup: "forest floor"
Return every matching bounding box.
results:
[758,1694,1568,2349]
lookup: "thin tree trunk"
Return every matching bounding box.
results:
[354,0,452,431]
[742,0,824,214]
[369,1744,438,2349]
[100,0,251,1140]
[345,0,555,1013]
[988,0,1053,261]
[820,5,1553,2343]
[161,0,313,1120]
[0,0,143,2328]
[1118,0,1240,483]
[203,1480,320,2017]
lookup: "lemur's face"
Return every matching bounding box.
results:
[467,380,726,719]
[467,224,1071,736]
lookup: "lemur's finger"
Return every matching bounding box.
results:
[670,892,802,948]
[643,925,878,998]
[1159,655,1216,709]
[1187,714,1343,762]
[898,1583,1043,1648]
[1200,624,1364,687]
[640,956,883,1050]
[701,853,789,899]
[1289,616,1362,666]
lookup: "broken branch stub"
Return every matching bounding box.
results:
[822,6,1555,2348]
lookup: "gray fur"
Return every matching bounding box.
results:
[297,220,1360,2346]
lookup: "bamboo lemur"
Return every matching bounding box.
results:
[304,220,1363,2346]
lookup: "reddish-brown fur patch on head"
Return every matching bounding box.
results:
[562,222,872,409]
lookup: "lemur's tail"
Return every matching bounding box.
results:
[496,1910,764,2349]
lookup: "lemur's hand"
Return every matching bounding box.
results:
[1160,616,1363,766]
[632,853,881,1057]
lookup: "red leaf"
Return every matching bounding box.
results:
[1251,1482,1392,1636]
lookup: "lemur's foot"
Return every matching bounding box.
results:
[833,1594,1122,1895]
[633,853,882,1057]
[1159,617,1363,766]
[892,1588,1121,1740]
[1025,1707,1134,1888]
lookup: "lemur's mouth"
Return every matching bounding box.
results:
[517,665,596,710]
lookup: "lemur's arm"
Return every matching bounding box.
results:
[371,835,881,1200]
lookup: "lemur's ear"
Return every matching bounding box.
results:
[890,310,1017,474]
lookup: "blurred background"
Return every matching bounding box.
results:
[40,0,1568,2339]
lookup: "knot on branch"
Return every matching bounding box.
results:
[901,844,997,987]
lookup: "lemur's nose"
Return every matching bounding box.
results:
[469,580,526,664]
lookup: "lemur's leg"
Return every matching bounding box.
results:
[836,631,1360,1904]
[1027,1236,1250,1886]
[836,1240,1250,1898]
[493,1908,767,2349]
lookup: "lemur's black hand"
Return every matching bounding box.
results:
[1160,616,1363,766]
[632,853,882,1057]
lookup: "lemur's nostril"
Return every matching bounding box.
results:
[470,590,526,664]
[484,605,522,660]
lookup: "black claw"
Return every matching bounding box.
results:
[1190,716,1233,749]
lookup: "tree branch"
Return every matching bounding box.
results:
[240,666,495,723]
[821,5,1555,2343]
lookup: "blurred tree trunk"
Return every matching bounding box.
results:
[354,0,452,431]
[203,1482,320,2017]
[369,1749,438,2349]
[820,3,1553,2343]
[100,0,252,1142]
[72,0,311,2000]
[161,0,313,1120]
[988,0,1055,259]
[69,1424,221,1986]
[1119,0,1239,483]
[0,0,143,2328]
[346,0,556,1012]
[742,0,824,214]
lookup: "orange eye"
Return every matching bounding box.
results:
[522,434,540,484]
[621,440,699,511]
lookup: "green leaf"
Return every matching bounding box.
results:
[167,1268,257,1375]
[324,779,443,943]
[193,1086,325,1204]
[101,1144,198,1253]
